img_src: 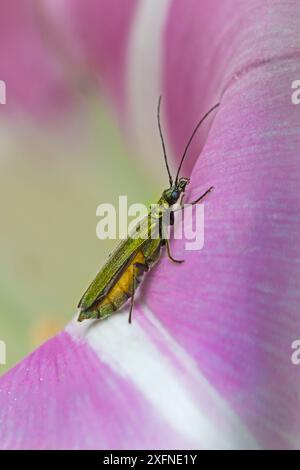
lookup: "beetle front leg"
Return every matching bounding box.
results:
[187,186,214,205]
[162,226,184,264]
[170,210,175,226]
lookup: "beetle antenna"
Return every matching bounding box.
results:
[175,102,220,184]
[157,96,173,187]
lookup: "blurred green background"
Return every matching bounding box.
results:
[0,97,162,374]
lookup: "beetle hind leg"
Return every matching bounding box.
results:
[128,262,148,324]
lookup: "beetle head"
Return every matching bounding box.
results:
[163,177,190,205]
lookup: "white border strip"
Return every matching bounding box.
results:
[67,307,259,449]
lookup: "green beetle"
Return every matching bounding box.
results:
[78,98,219,323]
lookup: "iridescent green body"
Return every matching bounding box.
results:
[77,98,219,323]
[78,196,176,322]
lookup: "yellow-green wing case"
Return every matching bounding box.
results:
[78,215,157,311]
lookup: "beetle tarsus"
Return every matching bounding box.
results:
[165,234,184,264]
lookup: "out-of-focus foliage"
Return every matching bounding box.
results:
[0,98,158,374]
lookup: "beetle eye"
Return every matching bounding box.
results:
[171,190,179,199]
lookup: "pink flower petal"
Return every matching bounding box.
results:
[0,0,74,119]
[43,0,139,117]
[1,0,299,450]
[107,0,300,448]
[0,331,192,449]
[0,322,258,449]
[154,0,300,449]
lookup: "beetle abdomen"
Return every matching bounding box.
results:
[100,250,146,309]
[78,250,147,321]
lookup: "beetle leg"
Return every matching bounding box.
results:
[128,282,135,324]
[170,194,184,227]
[165,238,184,263]
[128,262,148,324]
[159,216,163,238]
[171,186,214,216]
[187,186,214,205]
[170,210,175,226]
[162,226,184,263]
